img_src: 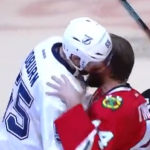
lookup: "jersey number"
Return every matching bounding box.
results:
[92,120,114,149]
[4,73,34,140]
[98,131,114,149]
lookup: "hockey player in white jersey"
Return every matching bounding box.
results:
[0,17,112,150]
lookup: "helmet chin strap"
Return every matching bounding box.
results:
[73,69,80,76]
[68,59,81,76]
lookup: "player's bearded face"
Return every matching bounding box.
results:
[86,72,104,87]
[70,55,89,75]
[82,61,105,87]
[71,55,106,79]
[79,70,89,75]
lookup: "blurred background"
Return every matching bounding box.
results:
[0,0,150,118]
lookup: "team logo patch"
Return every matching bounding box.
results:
[102,95,123,110]
[82,35,93,45]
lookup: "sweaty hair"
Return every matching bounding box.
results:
[107,33,134,82]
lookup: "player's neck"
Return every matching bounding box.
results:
[101,79,125,95]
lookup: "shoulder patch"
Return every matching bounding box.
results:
[102,95,123,110]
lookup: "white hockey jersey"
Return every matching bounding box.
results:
[0,37,84,150]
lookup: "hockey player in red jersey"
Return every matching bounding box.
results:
[46,34,150,150]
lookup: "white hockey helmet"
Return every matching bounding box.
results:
[63,17,112,70]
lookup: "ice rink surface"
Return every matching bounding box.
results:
[0,0,150,118]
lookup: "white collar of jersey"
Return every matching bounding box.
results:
[108,85,131,95]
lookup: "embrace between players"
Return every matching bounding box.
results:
[0,17,150,150]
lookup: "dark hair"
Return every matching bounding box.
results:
[106,33,134,82]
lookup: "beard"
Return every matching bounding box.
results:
[79,70,89,75]
[85,73,104,88]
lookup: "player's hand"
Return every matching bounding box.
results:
[46,75,84,109]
